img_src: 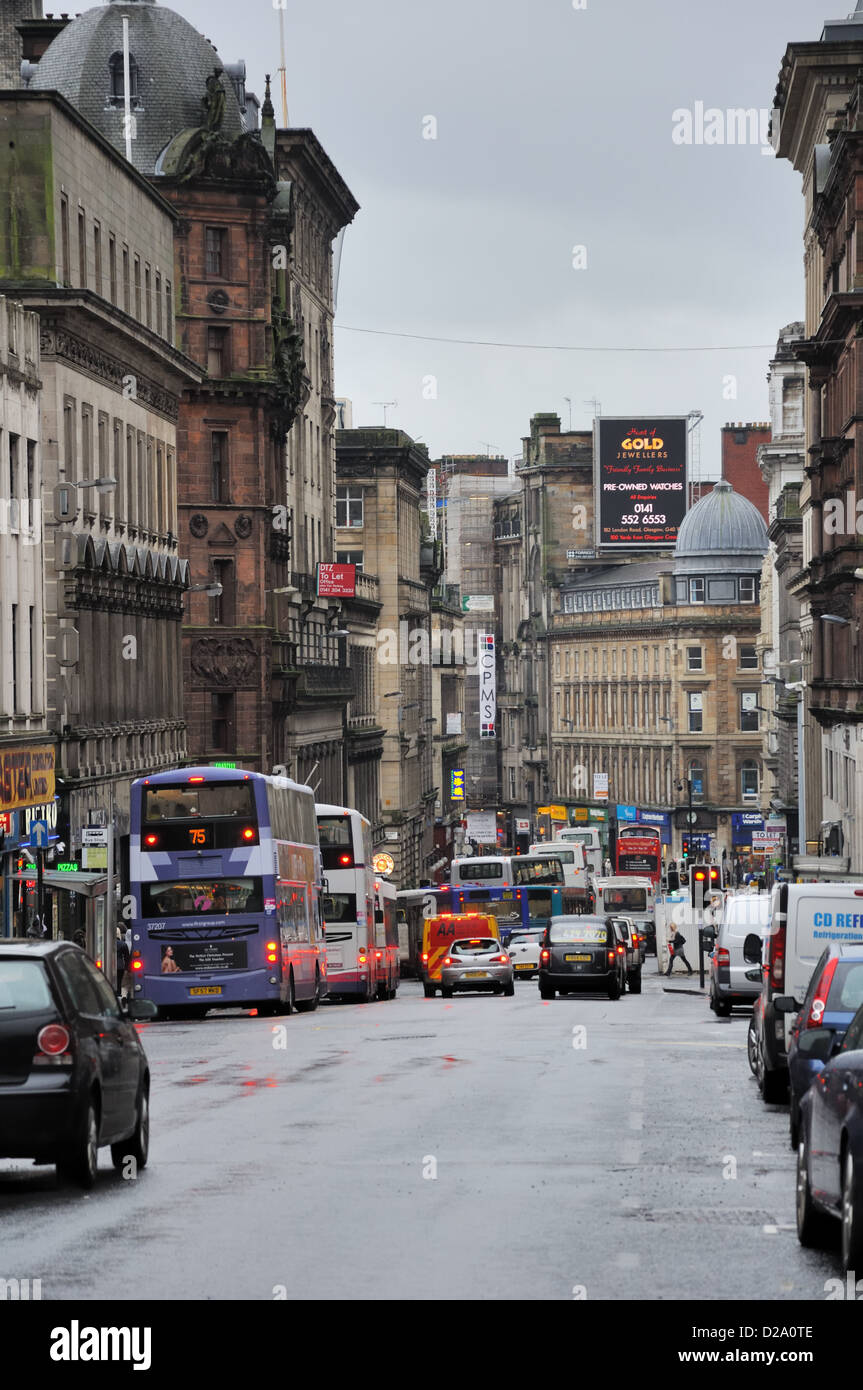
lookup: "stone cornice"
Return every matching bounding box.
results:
[40,322,179,422]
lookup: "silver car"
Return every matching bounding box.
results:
[440,937,515,998]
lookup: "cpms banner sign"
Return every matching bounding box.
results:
[596,416,688,548]
[478,632,496,739]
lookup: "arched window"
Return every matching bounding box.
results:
[109,52,139,106]
[741,760,759,801]
[688,759,705,802]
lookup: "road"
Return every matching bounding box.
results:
[0,969,843,1301]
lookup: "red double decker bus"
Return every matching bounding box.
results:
[615,825,662,885]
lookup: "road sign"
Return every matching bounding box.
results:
[30,820,49,849]
[81,827,109,846]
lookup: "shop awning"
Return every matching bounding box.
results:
[9,871,115,899]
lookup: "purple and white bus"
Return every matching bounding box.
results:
[129,767,325,1019]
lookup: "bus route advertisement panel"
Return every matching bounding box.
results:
[596,416,688,549]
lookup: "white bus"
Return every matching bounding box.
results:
[554,826,603,876]
[528,842,588,897]
[589,875,657,955]
[315,804,376,1001]
[450,855,565,889]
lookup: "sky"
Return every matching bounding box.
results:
[166,0,837,472]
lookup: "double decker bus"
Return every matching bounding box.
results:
[427,881,566,943]
[615,824,662,886]
[315,804,376,1002]
[373,877,399,1000]
[129,767,324,1018]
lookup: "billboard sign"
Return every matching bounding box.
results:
[596,416,688,548]
[317,562,356,598]
[450,769,466,801]
[466,811,497,845]
[0,745,56,815]
[593,772,609,801]
[478,633,496,739]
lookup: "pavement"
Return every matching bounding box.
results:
[0,971,843,1301]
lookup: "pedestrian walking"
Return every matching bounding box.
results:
[603,855,612,877]
[115,925,131,994]
[666,928,693,976]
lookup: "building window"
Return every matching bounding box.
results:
[205,227,227,277]
[207,327,228,377]
[93,222,102,295]
[739,690,759,732]
[78,209,87,288]
[689,577,705,604]
[739,644,758,671]
[26,439,35,502]
[155,271,162,335]
[688,759,705,802]
[108,234,117,304]
[211,433,229,502]
[60,196,70,285]
[165,281,172,342]
[741,761,759,800]
[632,648,638,676]
[211,693,234,751]
[686,645,703,672]
[11,604,18,711]
[211,560,234,625]
[144,263,151,327]
[8,432,19,505]
[122,246,130,312]
[29,606,35,713]
[739,576,757,604]
[109,51,139,105]
[688,691,703,733]
[133,255,141,319]
[336,486,363,529]
[336,550,363,572]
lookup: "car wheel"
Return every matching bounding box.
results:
[503,982,515,997]
[789,1096,800,1151]
[628,970,642,995]
[841,1149,863,1272]
[714,998,732,1018]
[747,1019,759,1076]
[111,1081,149,1173]
[761,1062,788,1105]
[441,986,453,1000]
[58,1096,99,1190]
[796,1138,834,1249]
[607,976,621,1001]
[423,983,436,998]
[539,983,555,1001]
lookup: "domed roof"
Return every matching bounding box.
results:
[31,0,244,176]
[675,479,768,558]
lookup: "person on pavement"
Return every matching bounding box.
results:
[666,928,693,977]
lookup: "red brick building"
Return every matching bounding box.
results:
[721,422,770,522]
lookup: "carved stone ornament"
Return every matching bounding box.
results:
[190,637,258,686]
[38,323,178,421]
[207,288,230,315]
[189,514,209,538]
[234,514,253,539]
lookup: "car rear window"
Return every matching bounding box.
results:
[452,938,498,953]
[0,959,54,1013]
[549,924,607,945]
[828,963,863,1013]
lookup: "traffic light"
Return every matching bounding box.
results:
[690,863,708,909]
[709,865,721,889]
[681,836,690,859]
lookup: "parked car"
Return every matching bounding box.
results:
[747,881,863,1103]
[538,916,627,1001]
[780,945,863,1148]
[507,933,542,979]
[439,937,514,998]
[609,915,644,994]
[796,999,863,1271]
[0,940,157,1188]
[709,892,770,1017]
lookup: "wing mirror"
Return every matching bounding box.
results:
[127,998,159,1021]
[773,996,802,1015]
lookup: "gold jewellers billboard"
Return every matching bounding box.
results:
[596,417,688,548]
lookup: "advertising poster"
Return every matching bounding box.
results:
[596,417,688,548]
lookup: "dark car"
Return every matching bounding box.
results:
[609,916,644,994]
[783,946,863,1149]
[538,915,627,1001]
[796,999,863,1272]
[0,940,156,1188]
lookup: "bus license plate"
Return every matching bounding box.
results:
[565,955,591,962]
[189,986,222,996]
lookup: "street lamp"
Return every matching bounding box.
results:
[188,582,223,597]
[785,680,807,856]
[820,614,851,626]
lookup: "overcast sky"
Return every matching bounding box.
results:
[175,0,838,473]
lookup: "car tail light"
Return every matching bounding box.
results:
[608,950,616,963]
[443,956,454,968]
[33,1024,72,1066]
[807,958,838,1028]
[421,952,429,964]
[540,948,550,963]
[490,954,509,964]
[189,776,204,783]
[376,950,383,960]
[617,945,625,955]
[768,923,785,989]
[716,948,730,967]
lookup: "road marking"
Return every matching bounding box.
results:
[620,1040,746,1048]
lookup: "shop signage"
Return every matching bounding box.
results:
[0,745,56,814]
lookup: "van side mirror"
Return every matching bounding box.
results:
[774,996,801,1015]
[742,933,762,965]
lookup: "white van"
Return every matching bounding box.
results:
[708,892,770,1016]
[589,876,656,955]
[752,881,863,1101]
[529,842,587,896]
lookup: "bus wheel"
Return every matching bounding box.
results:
[295,971,320,1013]
[284,974,295,1016]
